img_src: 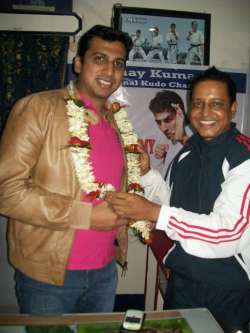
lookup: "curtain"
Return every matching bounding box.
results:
[0,32,69,134]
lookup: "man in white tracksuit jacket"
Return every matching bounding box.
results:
[107,66,250,333]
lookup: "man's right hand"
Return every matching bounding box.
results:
[90,201,128,230]
[154,143,168,160]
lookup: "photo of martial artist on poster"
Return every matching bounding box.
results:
[111,64,248,177]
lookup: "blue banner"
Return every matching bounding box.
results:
[123,65,247,93]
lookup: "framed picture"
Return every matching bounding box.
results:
[0,0,72,12]
[112,5,211,66]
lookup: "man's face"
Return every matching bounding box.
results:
[154,110,176,141]
[190,80,237,140]
[154,28,159,36]
[192,22,197,32]
[170,25,176,33]
[74,37,126,107]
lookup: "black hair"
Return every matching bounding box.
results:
[149,90,185,115]
[189,66,237,105]
[76,24,133,61]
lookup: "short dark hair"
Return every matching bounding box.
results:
[149,90,186,121]
[77,24,133,61]
[189,66,237,105]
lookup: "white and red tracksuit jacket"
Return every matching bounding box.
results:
[142,124,250,289]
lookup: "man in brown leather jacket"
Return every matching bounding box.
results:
[0,25,133,314]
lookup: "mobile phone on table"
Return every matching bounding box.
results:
[121,309,144,331]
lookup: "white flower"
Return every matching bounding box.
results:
[66,81,151,243]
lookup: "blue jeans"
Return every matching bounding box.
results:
[15,260,118,314]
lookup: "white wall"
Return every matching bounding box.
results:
[0,0,250,312]
[74,0,250,70]
[74,0,250,136]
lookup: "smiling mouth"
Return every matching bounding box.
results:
[199,120,216,126]
[98,79,112,88]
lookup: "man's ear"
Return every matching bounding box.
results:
[73,56,83,75]
[231,101,237,119]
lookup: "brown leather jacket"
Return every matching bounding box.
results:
[0,88,128,285]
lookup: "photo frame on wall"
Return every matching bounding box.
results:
[0,0,72,12]
[112,5,211,66]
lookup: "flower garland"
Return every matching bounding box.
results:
[66,81,152,243]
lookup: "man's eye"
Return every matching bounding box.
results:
[94,55,106,64]
[211,101,224,109]
[114,59,125,69]
[192,101,202,108]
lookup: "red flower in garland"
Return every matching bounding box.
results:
[69,136,90,148]
[110,101,122,113]
[125,143,140,154]
[86,190,101,201]
[128,183,144,193]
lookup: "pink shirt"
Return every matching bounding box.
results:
[67,100,124,270]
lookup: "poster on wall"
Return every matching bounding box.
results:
[112,5,211,66]
[67,59,248,178]
[110,63,248,177]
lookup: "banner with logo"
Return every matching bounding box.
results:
[112,63,248,176]
[67,60,248,177]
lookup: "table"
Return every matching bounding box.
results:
[0,308,224,333]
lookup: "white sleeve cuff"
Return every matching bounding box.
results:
[156,205,171,231]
